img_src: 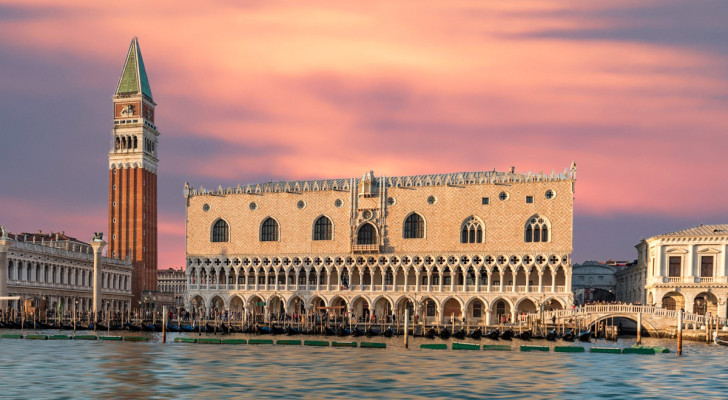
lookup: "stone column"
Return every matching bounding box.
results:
[0,235,13,310]
[686,245,695,282]
[538,270,544,293]
[404,272,409,292]
[90,239,107,323]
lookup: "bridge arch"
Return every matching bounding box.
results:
[586,313,659,337]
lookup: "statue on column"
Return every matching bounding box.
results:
[0,226,7,238]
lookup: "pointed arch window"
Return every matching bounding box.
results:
[460,216,484,244]
[525,215,550,243]
[357,223,376,245]
[211,219,229,242]
[313,216,333,241]
[403,213,425,239]
[261,218,279,242]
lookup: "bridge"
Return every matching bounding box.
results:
[534,305,723,337]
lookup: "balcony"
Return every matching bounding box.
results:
[696,277,714,283]
[667,277,681,283]
[352,244,379,253]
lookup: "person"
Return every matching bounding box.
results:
[552,315,556,325]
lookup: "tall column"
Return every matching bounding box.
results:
[404,272,409,292]
[0,233,13,310]
[90,238,107,323]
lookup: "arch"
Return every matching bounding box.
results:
[268,294,286,316]
[661,291,684,311]
[542,296,566,310]
[460,216,485,244]
[328,295,348,316]
[260,217,280,242]
[524,214,551,243]
[229,294,245,311]
[372,295,394,318]
[515,297,538,314]
[464,296,488,320]
[403,212,425,239]
[209,295,225,311]
[312,215,333,241]
[588,314,659,337]
[287,295,306,314]
[441,296,464,320]
[350,294,372,320]
[692,292,718,316]
[211,218,230,242]
[356,222,377,245]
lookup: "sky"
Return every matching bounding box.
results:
[0,0,726,268]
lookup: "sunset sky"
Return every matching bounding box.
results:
[1,0,726,268]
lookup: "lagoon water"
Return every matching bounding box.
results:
[0,331,726,399]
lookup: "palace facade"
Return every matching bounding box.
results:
[616,224,728,318]
[0,230,132,313]
[185,166,576,324]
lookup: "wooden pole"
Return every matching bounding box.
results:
[404,309,409,349]
[636,312,642,345]
[162,305,167,343]
[677,309,683,356]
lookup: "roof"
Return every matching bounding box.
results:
[660,224,728,238]
[115,37,153,99]
[8,231,88,246]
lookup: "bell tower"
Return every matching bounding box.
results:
[108,37,159,303]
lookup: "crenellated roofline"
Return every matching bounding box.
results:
[185,164,577,198]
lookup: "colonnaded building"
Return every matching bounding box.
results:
[185,165,576,324]
[616,224,728,318]
[0,230,132,313]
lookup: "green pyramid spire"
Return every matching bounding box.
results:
[115,37,153,99]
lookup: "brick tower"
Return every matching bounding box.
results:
[108,37,158,304]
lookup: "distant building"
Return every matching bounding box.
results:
[157,267,186,307]
[616,224,728,318]
[0,229,132,313]
[571,261,632,304]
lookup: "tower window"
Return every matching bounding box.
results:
[525,215,550,243]
[481,197,489,205]
[526,196,534,204]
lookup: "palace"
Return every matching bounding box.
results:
[616,224,728,318]
[0,230,132,313]
[185,165,576,324]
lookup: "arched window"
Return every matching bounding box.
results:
[525,215,550,243]
[460,216,484,243]
[403,213,425,239]
[211,219,229,242]
[357,223,376,245]
[261,218,279,241]
[313,216,333,241]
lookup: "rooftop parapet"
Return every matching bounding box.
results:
[185,163,576,198]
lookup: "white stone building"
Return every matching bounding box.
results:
[571,261,621,304]
[157,267,186,306]
[616,224,728,318]
[0,230,133,314]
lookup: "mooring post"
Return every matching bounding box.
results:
[677,309,683,356]
[404,309,409,349]
[636,312,642,345]
[162,305,167,343]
